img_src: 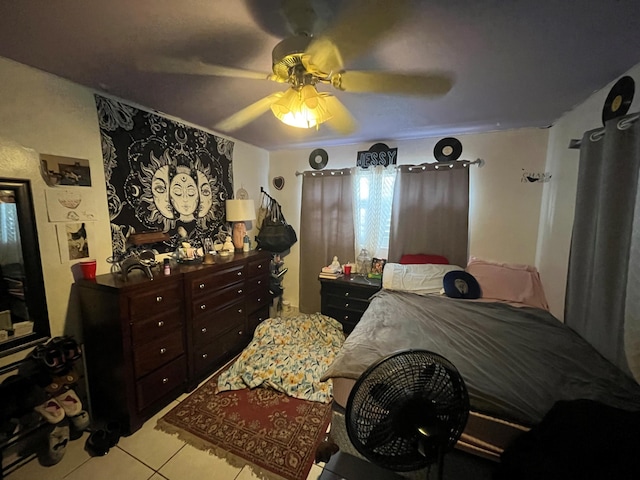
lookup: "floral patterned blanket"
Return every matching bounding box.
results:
[217,313,345,403]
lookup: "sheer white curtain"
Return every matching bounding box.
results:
[0,202,23,265]
[352,166,397,261]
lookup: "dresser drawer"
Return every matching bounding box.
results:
[130,309,182,346]
[326,294,370,313]
[128,282,182,320]
[247,257,270,277]
[133,331,184,378]
[324,307,362,334]
[194,326,247,375]
[192,301,246,348]
[136,355,186,411]
[191,283,246,320]
[246,289,270,314]
[246,273,268,293]
[321,282,377,302]
[248,306,270,334]
[187,265,245,300]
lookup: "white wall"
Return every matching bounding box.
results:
[269,128,549,309]
[0,56,269,352]
[537,62,640,320]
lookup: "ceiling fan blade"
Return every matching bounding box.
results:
[323,95,357,135]
[336,71,453,97]
[215,92,284,132]
[138,56,274,81]
[305,0,410,73]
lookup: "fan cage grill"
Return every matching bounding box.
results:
[346,350,469,472]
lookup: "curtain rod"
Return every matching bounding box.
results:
[294,159,484,176]
[568,113,639,149]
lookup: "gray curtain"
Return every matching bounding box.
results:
[565,113,640,379]
[299,169,354,314]
[389,164,469,267]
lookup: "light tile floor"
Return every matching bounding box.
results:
[5,367,402,480]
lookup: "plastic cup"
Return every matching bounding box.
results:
[80,260,97,279]
[343,264,352,275]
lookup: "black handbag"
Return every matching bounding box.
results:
[256,202,297,253]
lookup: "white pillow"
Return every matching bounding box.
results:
[382,263,464,295]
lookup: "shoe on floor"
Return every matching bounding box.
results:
[39,423,69,466]
[85,429,110,457]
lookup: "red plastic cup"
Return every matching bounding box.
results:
[80,260,97,279]
[343,264,352,275]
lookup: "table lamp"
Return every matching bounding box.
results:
[226,199,256,250]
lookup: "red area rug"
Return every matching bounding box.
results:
[156,368,332,480]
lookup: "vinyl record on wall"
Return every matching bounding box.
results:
[434,137,463,162]
[602,76,635,125]
[309,148,329,170]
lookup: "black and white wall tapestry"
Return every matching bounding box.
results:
[95,95,234,259]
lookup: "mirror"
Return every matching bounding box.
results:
[0,178,50,356]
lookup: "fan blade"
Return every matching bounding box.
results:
[335,71,453,97]
[322,95,357,135]
[138,56,274,81]
[305,0,410,73]
[215,92,284,132]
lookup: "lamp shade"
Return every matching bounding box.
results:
[226,199,256,222]
[271,85,333,129]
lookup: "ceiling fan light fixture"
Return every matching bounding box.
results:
[270,85,332,129]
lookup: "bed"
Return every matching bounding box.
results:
[319,258,640,470]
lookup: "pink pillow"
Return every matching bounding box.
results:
[466,257,549,310]
[399,254,449,265]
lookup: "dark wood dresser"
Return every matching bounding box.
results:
[77,250,270,434]
[319,275,382,334]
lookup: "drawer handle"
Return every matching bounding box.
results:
[345,302,350,308]
[199,283,205,289]
[202,353,208,359]
[343,315,350,320]
[201,327,207,333]
[200,304,206,310]
[257,264,263,269]
[237,289,243,294]
[157,320,164,327]
[162,377,169,384]
[237,271,242,276]
[156,296,163,302]
[257,280,262,285]
[344,292,350,297]
[257,297,263,303]
[160,347,167,355]
[238,308,243,314]
[238,330,244,336]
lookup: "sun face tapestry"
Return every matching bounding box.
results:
[95,95,234,259]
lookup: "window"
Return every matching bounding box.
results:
[352,166,397,260]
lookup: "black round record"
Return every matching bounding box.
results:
[602,76,634,125]
[309,148,329,170]
[434,137,462,162]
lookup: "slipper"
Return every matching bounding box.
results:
[70,410,91,432]
[105,420,121,447]
[85,429,110,457]
[34,398,65,424]
[45,368,79,395]
[55,389,82,417]
[39,423,69,466]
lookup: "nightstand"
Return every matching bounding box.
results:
[319,275,382,334]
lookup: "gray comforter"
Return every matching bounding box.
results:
[321,290,640,425]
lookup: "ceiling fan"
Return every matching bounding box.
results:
[139,0,453,134]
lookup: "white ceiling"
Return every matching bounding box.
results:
[1,0,639,151]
